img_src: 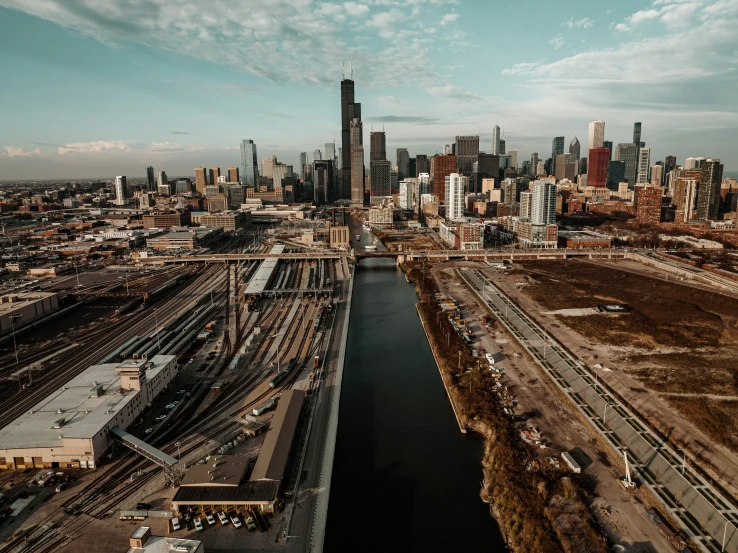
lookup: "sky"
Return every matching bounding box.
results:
[0,0,737,180]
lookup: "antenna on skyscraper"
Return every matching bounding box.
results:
[350,58,353,79]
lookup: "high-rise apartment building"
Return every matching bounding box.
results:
[499,139,506,155]
[588,148,610,187]
[696,159,724,220]
[664,155,677,178]
[209,167,221,187]
[555,153,577,181]
[146,166,155,191]
[519,191,533,219]
[261,156,276,179]
[673,177,698,222]
[114,176,129,205]
[313,149,322,162]
[650,165,663,187]
[588,120,605,151]
[350,118,365,203]
[633,122,644,147]
[636,147,651,184]
[455,136,479,176]
[396,148,410,180]
[473,153,500,193]
[272,163,293,188]
[370,131,386,162]
[445,173,467,221]
[431,155,457,203]
[325,142,336,164]
[634,185,661,224]
[550,137,565,178]
[156,171,167,187]
[508,150,518,170]
[416,154,430,176]
[492,126,501,155]
[240,139,258,187]
[607,161,626,190]
[531,180,557,225]
[685,157,705,170]
[530,153,539,176]
[370,160,391,200]
[342,76,361,200]
[299,153,308,178]
[615,143,638,185]
[418,173,430,196]
[194,168,208,194]
[227,167,239,184]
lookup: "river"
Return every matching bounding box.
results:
[324,219,506,553]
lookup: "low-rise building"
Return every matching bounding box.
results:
[200,211,251,231]
[368,202,394,229]
[329,225,350,248]
[142,212,190,230]
[146,228,223,250]
[0,292,60,336]
[126,527,203,553]
[0,356,177,469]
[557,230,613,249]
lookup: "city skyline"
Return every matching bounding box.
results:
[1,0,737,179]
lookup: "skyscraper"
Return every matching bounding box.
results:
[650,165,663,187]
[588,121,605,151]
[499,139,506,155]
[569,136,580,161]
[227,167,239,183]
[396,148,410,180]
[325,142,336,164]
[209,167,221,186]
[531,180,556,225]
[370,160,391,200]
[114,176,128,206]
[530,152,539,176]
[664,155,677,177]
[473,153,500,193]
[607,161,626,190]
[240,139,258,187]
[636,147,651,184]
[350,118,365,203]
[341,75,361,200]
[313,149,322,162]
[588,148,610,187]
[370,131,386,162]
[445,173,467,221]
[194,168,208,193]
[299,152,308,178]
[492,125,501,155]
[261,156,277,179]
[455,136,479,177]
[416,154,430,175]
[696,159,724,220]
[156,171,167,187]
[555,153,577,181]
[146,166,155,191]
[431,154,457,202]
[602,141,613,160]
[508,150,518,170]
[633,122,643,147]
[615,143,638,185]
[551,137,565,178]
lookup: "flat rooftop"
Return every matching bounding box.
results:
[126,536,203,553]
[172,480,280,506]
[0,291,57,316]
[180,455,248,487]
[244,245,284,295]
[0,355,175,450]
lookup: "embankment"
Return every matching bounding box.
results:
[402,261,608,553]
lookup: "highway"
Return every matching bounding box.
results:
[460,268,738,553]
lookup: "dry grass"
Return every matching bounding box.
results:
[668,398,738,451]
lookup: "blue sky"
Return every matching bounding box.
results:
[0,0,736,179]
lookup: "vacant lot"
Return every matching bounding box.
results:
[508,260,738,453]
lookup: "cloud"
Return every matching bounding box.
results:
[378,95,408,107]
[548,34,566,50]
[440,12,459,25]
[171,131,192,135]
[565,17,595,29]
[427,84,486,103]
[1,146,43,158]
[501,61,542,75]
[615,0,702,31]
[148,142,205,152]
[0,0,447,89]
[57,140,135,155]
[364,115,440,124]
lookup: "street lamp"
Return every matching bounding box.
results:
[10,314,22,366]
[74,263,81,288]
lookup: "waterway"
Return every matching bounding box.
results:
[324,221,506,553]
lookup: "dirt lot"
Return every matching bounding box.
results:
[375,230,444,252]
[431,263,677,553]
[484,259,738,503]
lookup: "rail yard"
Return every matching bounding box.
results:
[0,228,353,553]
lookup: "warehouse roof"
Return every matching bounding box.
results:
[180,455,248,487]
[0,355,175,450]
[250,389,305,482]
[244,245,285,295]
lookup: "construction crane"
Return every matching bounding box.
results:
[620,448,637,490]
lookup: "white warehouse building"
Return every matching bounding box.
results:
[0,355,177,470]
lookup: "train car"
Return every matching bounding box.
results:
[268,357,297,389]
[313,306,324,332]
[326,299,334,312]
[313,355,320,369]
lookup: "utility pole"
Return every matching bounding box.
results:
[10,314,22,367]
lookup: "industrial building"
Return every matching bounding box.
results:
[0,355,177,470]
[127,527,204,553]
[200,211,251,231]
[171,389,305,514]
[0,292,60,336]
[146,228,223,251]
[244,245,284,297]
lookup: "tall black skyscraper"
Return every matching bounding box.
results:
[455,135,479,176]
[370,131,386,162]
[550,136,564,177]
[341,73,361,200]
[602,141,613,160]
[664,155,677,178]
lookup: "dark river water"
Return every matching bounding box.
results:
[324,225,506,552]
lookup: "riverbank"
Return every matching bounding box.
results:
[401,260,609,553]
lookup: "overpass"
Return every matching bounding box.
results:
[136,252,346,264]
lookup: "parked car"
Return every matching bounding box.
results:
[55,483,67,493]
[144,428,153,434]
[155,415,167,422]
[230,514,242,528]
[171,517,181,531]
[135,503,150,510]
[206,514,216,526]
[194,518,204,532]
[165,404,176,410]
[245,516,256,531]
[217,511,228,525]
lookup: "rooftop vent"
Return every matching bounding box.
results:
[57,408,64,414]
[53,418,66,429]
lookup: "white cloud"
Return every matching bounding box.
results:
[343,1,370,17]
[2,146,43,158]
[427,84,485,103]
[615,0,703,31]
[501,61,542,75]
[566,17,595,29]
[57,140,135,155]
[440,12,459,25]
[548,34,566,50]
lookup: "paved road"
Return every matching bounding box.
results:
[460,268,738,553]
